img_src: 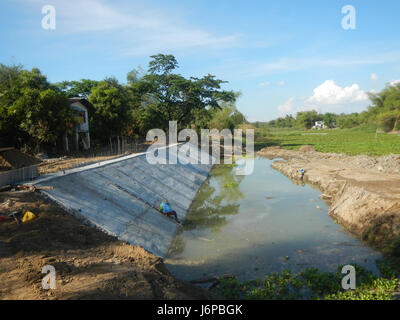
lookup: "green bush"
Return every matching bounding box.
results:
[377,110,400,132]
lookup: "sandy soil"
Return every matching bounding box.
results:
[257,146,400,255]
[1,140,153,175]
[38,155,121,175]
[0,191,214,300]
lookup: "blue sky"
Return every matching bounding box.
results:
[1,0,400,121]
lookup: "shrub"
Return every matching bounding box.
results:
[377,110,400,132]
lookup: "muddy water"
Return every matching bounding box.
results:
[165,157,381,282]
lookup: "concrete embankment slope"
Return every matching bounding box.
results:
[32,144,213,258]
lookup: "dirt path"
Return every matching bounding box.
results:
[38,155,121,175]
[257,146,400,256]
[0,191,214,300]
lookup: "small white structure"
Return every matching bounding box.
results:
[64,98,92,151]
[312,121,327,130]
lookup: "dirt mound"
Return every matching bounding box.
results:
[0,149,41,172]
[0,191,214,300]
[259,146,281,153]
[375,154,400,174]
[298,145,315,153]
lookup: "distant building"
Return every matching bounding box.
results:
[312,121,327,130]
[64,98,93,151]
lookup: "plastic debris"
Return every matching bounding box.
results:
[8,211,20,224]
[22,211,36,223]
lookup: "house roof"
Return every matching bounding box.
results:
[68,97,95,114]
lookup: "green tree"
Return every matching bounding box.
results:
[377,110,400,132]
[323,113,337,128]
[0,64,25,142]
[367,83,400,131]
[208,100,246,131]
[296,110,322,129]
[56,79,99,98]
[140,54,236,132]
[274,115,295,128]
[336,113,361,129]
[0,64,73,150]
[148,54,178,75]
[126,66,145,84]
[89,79,130,140]
[11,89,72,145]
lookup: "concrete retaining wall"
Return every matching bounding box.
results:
[33,143,213,258]
[0,165,39,187]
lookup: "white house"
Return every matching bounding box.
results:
[64,98,92,151]
[312,121,327,130]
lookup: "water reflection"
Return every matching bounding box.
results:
[183,164,245,232]
[166,158,381,282]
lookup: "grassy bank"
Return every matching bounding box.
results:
[211,260,400,300]
[255,126,400,156]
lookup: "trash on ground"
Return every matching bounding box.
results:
[0,199,14,208]
[22,211,36,223]
[3,185,54,192]
[8,211,20,224]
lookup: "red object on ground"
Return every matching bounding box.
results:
[0,216,7,222]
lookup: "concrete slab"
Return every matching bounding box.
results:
[33,143,213,258]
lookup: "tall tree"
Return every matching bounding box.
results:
[0,64,73,149]
[56,79,99,98]
[296,110,322,129]
[89,79,130,140]
[140,54,236,131]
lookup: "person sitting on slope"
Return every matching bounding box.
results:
[159,199,180,223]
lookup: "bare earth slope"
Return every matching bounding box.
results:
[0,191,213,300]
[258,146,400,255]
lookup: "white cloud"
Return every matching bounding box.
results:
[389,80,400,87]
[28,0,241,55]
[296,105,321,113]
[239,51,400,78]
[278,98,294,115]
[370,73,378,80]
[306,80,368,105]
[258,81,285,87]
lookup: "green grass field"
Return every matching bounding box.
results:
[255,126,400,156]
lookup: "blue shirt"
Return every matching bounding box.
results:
[160,202,172,213]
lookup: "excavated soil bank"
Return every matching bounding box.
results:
[257,146,400,256]
[0,149,41,172]
[0,191,214,300]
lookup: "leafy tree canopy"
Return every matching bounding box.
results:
[56,79,99,98]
